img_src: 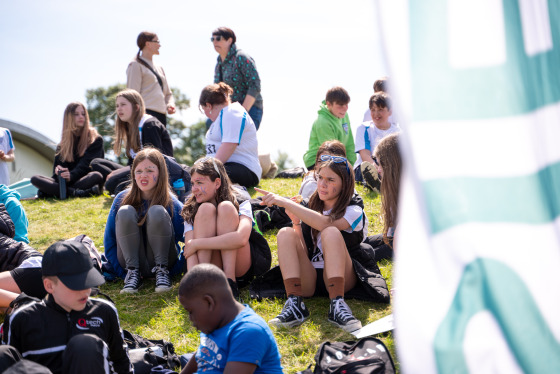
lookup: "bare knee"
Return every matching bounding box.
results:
[197,202,217,218]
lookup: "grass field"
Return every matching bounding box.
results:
[20,179,396,373]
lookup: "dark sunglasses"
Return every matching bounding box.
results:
[372,156,379,167]
[210,35,222,42]
[320,154,350,176]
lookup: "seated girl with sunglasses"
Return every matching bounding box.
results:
[199,82,261,189]
[257,155,368,333]
[181,157,270,298]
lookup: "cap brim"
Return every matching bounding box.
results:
[58,267,105,290]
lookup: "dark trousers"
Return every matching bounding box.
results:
[90,159,130,195]
[0,334,110,374]
[146,109,167,126]
[30,172,103,198]
[363,234,394,262]
[224,162,259,189]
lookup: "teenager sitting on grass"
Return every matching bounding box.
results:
[179,263,283,374]
[0,240,133,373]
[104,148,185,294]
[258,155,367,333]
[31,102,104,199]
[363,133,401,262]
[91,89,173,195]
[299,140,347,199]
[181,157,270,298]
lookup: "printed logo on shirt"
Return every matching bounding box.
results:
[76,316,104,330]
[343,123,349,134]
[206,144,217,155]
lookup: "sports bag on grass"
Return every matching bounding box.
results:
[123,329,181,374]
[302,337,396,374]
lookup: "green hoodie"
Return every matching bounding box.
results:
[303,101,356,168]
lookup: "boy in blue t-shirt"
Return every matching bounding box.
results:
[178,264,283,374]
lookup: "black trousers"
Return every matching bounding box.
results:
[90,159,130,195]
[363,234,394,262]
[0,334,110,374]
[224,162,259,189]
[146,109,167,126]
[30,172,103,198]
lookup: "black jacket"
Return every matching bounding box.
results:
[126,117,173,165]
[2,295,133,374]
[0,203,40,272]
[52,135,105,184]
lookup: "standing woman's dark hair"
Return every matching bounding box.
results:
[374,133,401,242]
[210,26,263,129]
[127,31,175,126]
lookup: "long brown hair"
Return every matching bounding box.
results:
[181,157,238,224]
[121,147,172,225]
[375,134,401,243]
[308,158,355,240]
[114,89,145,158]
[57,102,99,162]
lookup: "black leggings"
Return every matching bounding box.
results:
[224,162,259,188]
[146,109,167,126]
[30,172,103,198]
[90,159,130,195]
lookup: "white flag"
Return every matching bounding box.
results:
[376,0,560,372]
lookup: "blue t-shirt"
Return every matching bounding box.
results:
[196,305,283,373]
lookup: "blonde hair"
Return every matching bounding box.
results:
[57,102,99,163]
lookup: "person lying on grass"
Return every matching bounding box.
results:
[178,263,283,374]
[181,157,270,299]
[257,154,368,333]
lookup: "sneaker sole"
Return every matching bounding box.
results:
[155,286,172,293]
[268,315,309,328]
[120,288,139,294]
[328,318,362,333]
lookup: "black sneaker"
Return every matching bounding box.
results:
[227,278,240,300]
[360,161,381,192]
[328,296,362,332]
[153,265,172,293]
[121,268,142,294]
[269,295,310,328]
[73,185,102,198]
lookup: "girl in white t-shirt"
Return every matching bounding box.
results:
[258,156,366,333]
[199,82,261,188]
[181,157,268,298]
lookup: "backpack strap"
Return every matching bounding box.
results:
[137,57,164,92]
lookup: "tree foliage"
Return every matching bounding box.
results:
[85,83,202,165]
[275,150,295,171]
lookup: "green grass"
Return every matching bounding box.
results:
[20,179,396,373]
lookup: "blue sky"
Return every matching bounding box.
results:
[0,0,386,166]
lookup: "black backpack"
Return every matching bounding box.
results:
[122,329,181,374]
[299,337,396,374]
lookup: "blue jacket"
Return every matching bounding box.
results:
[0,185,28,243]
[104,190,185,278]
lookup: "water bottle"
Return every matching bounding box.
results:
[172,179,185,199]
[58,169,67,200]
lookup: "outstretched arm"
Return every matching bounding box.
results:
[255,188,350,231]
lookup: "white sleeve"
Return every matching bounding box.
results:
[354,123,370,152]
[238,200,252,219]
[221,109,245,144]
[184,221,193,234]
[343,205,365,232]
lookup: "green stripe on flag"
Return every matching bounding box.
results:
[424,161,560,234]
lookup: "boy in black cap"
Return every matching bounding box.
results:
[0,240,133,374]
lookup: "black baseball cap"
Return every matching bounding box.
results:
[42,240,105,290]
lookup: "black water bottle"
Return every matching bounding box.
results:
[58,169,67,200]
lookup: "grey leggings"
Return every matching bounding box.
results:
[116,205,177,277]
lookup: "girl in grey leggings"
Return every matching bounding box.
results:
[104,148,185,294]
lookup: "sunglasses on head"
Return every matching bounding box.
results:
[210,35,222,42]
[195,157,221,177]
[320,154,350,176]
